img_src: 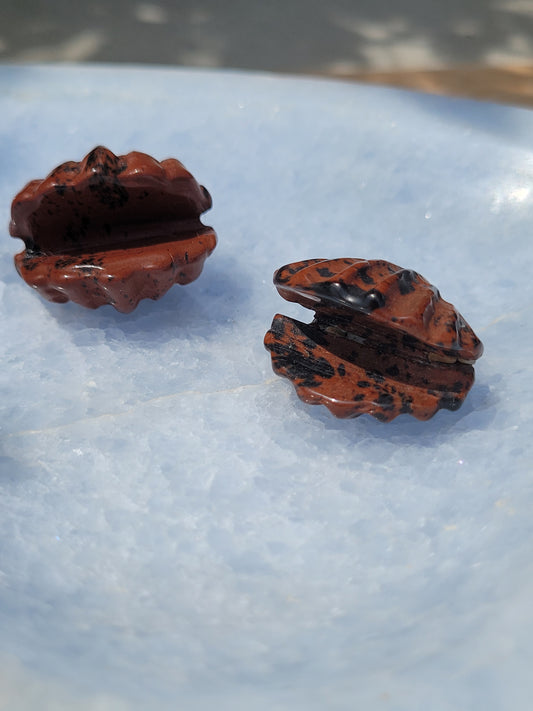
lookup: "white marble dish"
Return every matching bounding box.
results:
[1,65,532,710]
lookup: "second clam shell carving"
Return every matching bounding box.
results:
[264,258,483,422]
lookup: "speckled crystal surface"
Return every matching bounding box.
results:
[1,66,532,711]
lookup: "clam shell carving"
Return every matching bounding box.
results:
[10,146,216,312]
[264,258,483,422]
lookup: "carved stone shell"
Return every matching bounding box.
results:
[264,258,483,422]
[10,146,216,312]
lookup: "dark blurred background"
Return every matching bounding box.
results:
[2,0,533,105]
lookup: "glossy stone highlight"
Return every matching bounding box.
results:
[264,258,484,422]
[10,146,217,312]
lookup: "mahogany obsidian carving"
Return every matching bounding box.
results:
[9,146,216,312]
[264,258,483,422]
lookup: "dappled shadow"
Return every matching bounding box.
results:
[321,1,533,74]
[2,0,533,74]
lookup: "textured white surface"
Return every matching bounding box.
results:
[1,65,532,710]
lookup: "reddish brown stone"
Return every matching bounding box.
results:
[10,146,216,312]
[264,258,484,422]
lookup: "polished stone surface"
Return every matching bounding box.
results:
[265,257,482,421]
[1,65,533,710]
[10,145,216,312]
